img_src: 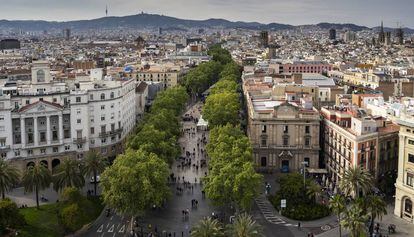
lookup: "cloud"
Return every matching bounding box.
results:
[0,0,412,28]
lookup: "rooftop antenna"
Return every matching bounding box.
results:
[106,5,108,17]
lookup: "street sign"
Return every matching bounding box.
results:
[281,199,286,208]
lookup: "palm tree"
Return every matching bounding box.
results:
[329,194,346,237]
[306,181,322,203]
[82,151,108,196]
[53,158,85,192]
[227,213,263,237]
[0,160,20,199]
[341,203,369,237]
[339,167,373,198]
[191,217,223,237]
[22,163,52,209]
[366,195,387,236]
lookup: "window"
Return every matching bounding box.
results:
[28,149,33,155]
[101,138,107,143]
[101,105,105,110]
[0,116,4,121]
[90,116,94,123]
[76,97,81,103]
[409,154,414,163]
[110,104,114,108]
[261,138,267,147]
[409,140,414,145]
[261,125,267,133]
[26,100,30,105]
[305,137,311,146]
[76,109,81,114]
[407,173,414,187]
[283,125,288,134]
[37,69,45,82]
[90,94,93,100]
[90,139,95,144]
[53,147,58,153]
[41,149,46,154]
[110,92,114,99]
[305,126,310,134]
[77,119,81,124]
[283,137,289,146]
[304,157,310,167]
[65,145,70,151]
[101,116,105,121]
[100,93,105,100]
[90,127,95,134]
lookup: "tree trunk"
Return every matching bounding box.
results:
[93,170,97,196]
[35,185,39,209]
[1,191,4,199]
[338,215,342,237]
[369,214,375,237]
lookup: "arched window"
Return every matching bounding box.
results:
[110,92,114,99]
[405,198,412,214]
[37,69,45,82]
[100,93,105,100]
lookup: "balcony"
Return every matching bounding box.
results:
[0,145,10,150]
[73,137,86,144]
[99,132,110,138]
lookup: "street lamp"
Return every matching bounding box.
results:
[301,161,308,188]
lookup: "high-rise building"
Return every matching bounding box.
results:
[260,31,269,48]
[329,28,336,40]
[63,28,71,40]
[378,21,385,44]
[0,39,20,50]
[343,31,356,42]
[385,32,392,45]
[395,28,404,45]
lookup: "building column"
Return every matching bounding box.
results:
[46,116,51,145]
[33,117,38,146]
[58,115,64,142]
[20,117,26,146]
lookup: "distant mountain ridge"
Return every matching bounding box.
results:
[0,13,412,33]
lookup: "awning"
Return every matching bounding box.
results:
[197,115,208,127]
[307,168,328,174]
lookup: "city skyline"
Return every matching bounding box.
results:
[0,0,413,28]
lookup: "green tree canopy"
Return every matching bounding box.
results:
[226,213,263,237]
[191,217,223,237]
[53,159,85,192]
[128,124,179,165]
[82,151,108,196]
[220,62,241,81]
[203,92,240,127]
[339,167,373,198]
[0,160,20,199]
[210,80,238,95]
[22,163,52,209]
[100,149,170,216]
[208,44,232,65]
[0,198,25,234]
[150,86,189,116]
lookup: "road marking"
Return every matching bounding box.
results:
[100,233,105,237]
[110,216,113,220]
[108,224,115,233]
[107,223,110,229]
[119,224,125,233]
[97,224,103,233]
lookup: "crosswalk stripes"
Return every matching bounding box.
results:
[255,194,297,227]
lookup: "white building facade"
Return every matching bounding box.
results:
[0,61,137,171]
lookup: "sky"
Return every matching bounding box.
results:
[0,0,413,28]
